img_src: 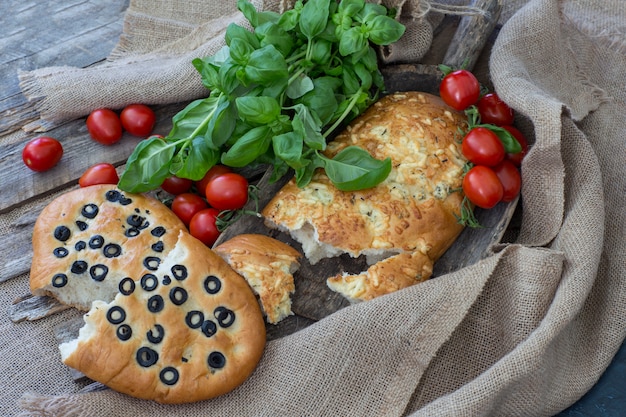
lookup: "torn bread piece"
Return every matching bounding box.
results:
[214,234,301,324]
[262,92,468,301]
[58,231,266,404]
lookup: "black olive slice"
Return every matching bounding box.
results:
[89,264,109,282]
[207,351,226,369]
[125,227,140,238]
[169,287,188,306]
[51,273,68,288]
[185,311,204,329]
[171,265,188,281]
[201,320,218,338]
[81,204,99,219]
[147,295,164,313]
[88,235,105,249]
[127,214,146,228]
[53,247,69,258]
[159,367,179,386]
[214,306,236,328]
[119,277,135,295]
[75,241,86,251]
[70,260,88,274]
[118,196,133,205]
[204,276,222,294]
[106,306,126,324]
[143,256,160,271]
[140,274,158,291]
[162,275,171,285]
[103,243,122,258]
[136,346,159,367]
[146,324,164,344]
[151,241,164,252]
[54,226,71,242]
[105,190,121,202]
[75,220,88,231]
[151,226,166,237]
[116,324,132,341]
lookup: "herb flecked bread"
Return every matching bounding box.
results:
[262,92,469,302]
[31,185,266,403]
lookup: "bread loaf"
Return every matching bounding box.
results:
[262,92,469,302]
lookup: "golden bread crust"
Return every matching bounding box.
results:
[214,234,301,324]
[262,92,467,261]
[61,231,266,404]
[30,185,188,309]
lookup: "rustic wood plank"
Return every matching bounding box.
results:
[0,0,129,136]
[8,294,70,323]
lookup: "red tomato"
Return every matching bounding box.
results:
[204,173,249,211]
[78,163,119,187]
[502,125,529,166]
[195,165,232,197]
[462,127,505,166]
[161,176,193,195]
[462,165,504,209]
[477,93,515,126]
[492,160,521,202]
[189,208,221,247]
[86,108,123,145]
[439,70,481,111]
[171,193,208,225]
[120,104,156,137]
[22,136,63,172]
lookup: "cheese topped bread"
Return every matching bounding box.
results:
[31,185,266,403]
[214,234,301,324]
[262,92,469,301]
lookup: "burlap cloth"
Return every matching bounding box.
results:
[2,0,625,415]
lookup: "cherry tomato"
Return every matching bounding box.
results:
[86,108,123,145]
[462,127,505,166]
[204,172,248,211]
[78,163,119,187]
[22,136,63,172]
[477,93,515,126]
[492,160,521,202]
[171,193,208,226]
[120,104,156,137]
[439,69,481,111]
[462,165,504,209]
[161,176,193,195]
[502,125,529,166]
[189,208,221,247]
[195,165,232,197]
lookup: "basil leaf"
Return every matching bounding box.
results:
[299,0,331,39]
[192,57,219,90]
[339,27,368,57]
[255,22,294,57]
[338,0,365,16]
[365,15,406,45]
[169,96,219,142]
[286,73,314,99]
[221,125,273,167]
[291,104,326,150]
[243,45,288,85]
[225,23,260,49]
[236,96,282,125]
[170,136,220,181]
[206,96,237,148]
[295,152,325,187]
[297,76,340,125]
[118,138,175,193]
[309,39,332,65]
[237,0,280,28]
[355,3,387,23]
[229,37,255,65]
[273,131,304,168]
[322,146,391,191]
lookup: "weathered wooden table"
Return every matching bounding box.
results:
[1,1,623,416]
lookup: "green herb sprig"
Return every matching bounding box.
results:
[118,0,405,193]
